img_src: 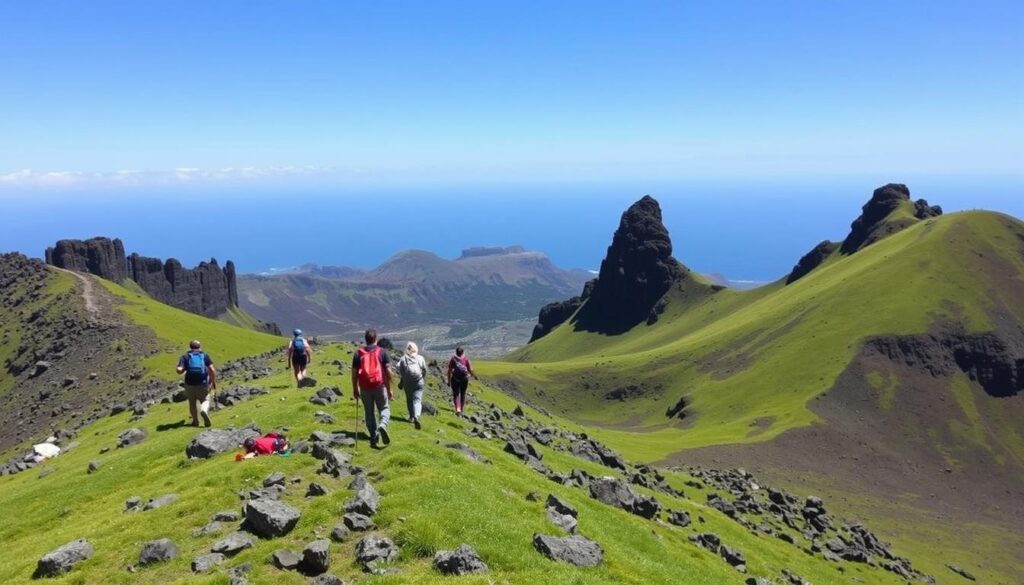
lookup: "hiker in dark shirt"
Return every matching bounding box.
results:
[446,346,477,416]
[352,329,393,448]
[175,340,217,427]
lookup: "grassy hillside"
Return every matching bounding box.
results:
[481,211,1024,460]
[0,343,969,584]
[97,279,284,380]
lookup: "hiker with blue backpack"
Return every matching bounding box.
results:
[352,328,393,448]
[175,340,217,427]
[287,329,313,387]
[447,346,477,416]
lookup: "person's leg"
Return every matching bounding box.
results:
[412,383,423,428]
[292,361,302,385]
[361,391,378,444]
[451,382,461,413]
[375,388,392,445]
[404,387,415,422]
[186,385,199,425]
[197,385,211,427]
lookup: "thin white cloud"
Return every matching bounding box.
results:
[0,166,335,189]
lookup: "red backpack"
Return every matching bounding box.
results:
[358,346,384,388]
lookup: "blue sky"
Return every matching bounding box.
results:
[1,1,1020,185]
[0,2,1021,280]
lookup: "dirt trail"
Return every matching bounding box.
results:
[55,268,100,314]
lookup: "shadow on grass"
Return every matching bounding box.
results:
[156,420,192,432]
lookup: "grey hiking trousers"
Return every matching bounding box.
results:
[360,386,390,441]
[404,379,424,420]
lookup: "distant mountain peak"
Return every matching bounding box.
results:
[457,245,527,259]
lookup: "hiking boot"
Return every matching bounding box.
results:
[414,417,421,430]
[369,436,378,449]
[201,413,211,427]
[379,426,391,445]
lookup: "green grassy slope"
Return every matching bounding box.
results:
[480,211,1024,460]
[97,279,284,379]
[0,343,942,584]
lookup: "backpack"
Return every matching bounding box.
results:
[185,351,207,384]
[401,355,423,384]
[358,347,384,388]
[451,355,469,380]
[292,337,306,354]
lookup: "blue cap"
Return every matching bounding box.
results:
[293,329,302,336]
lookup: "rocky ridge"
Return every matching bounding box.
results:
[45,236,257,322]
[786,183,943,284]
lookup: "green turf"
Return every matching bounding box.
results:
[479,211,1024,463]
[0,343,940,584]
[97,278,284,379]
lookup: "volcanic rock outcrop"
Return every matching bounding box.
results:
[529,195,685,340]
[840,183,942,254]
[786,183,943,284]
[46,237,128,282]
[46,237,240,318]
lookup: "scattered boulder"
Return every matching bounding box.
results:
[243,499,301,537]
[947,564,977,581]
[143,494,179,511]
[124,497,142,512]
[667,510,691,528]
[355,535,398,570]
[545,494,579,533]
[444,442,487,463]
[343,477,380,516]
[330,523,350,542]
[504,437,541,462]
[307,482,329,497]
[343,513,375,531]
[532,534,603,567]
[263,471,286,487]
[588,476,661,518]
[139,538,179,565]
[32,361,51,377]
[34,539,93,577]
[212,510,240,522]
[211,532,254,556]
[191,553,226,573]
[86,460,102,474]
[185,426,260,459]
[434,544,488,576]
[302,539,331,575]
[298,376,318,388]
[271,549,302,571]
[116,428,147,448]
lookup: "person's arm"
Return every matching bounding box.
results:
[305,341,312,363]
[351,369,359,399]
[286,342,293,366]
[208,365,217,390]
[175,355,185,375]
[384,362,393,399]
[467,358,477,379]
[446,359,453,387]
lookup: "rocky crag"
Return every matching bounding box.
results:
[46,237,267,326]
[786,183,943,284]
[530,195,687,340]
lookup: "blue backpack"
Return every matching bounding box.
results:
[293,337,306,353]
[185,351,207,384]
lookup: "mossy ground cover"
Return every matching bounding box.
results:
[481,212,1021,462]
[97,279,284,380]
[0,343,927,584]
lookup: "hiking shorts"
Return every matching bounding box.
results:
[292,353,308,368]
[184,383,210,401]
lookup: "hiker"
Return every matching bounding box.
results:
[446,346,477,416]
[397,341,428,429]
[352,328,393,447]
[175,340,217,427]
[287,328,313,386]
[238,432,289,459]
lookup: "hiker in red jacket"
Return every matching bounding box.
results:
[446,346,477,415]
[352,329,393,448]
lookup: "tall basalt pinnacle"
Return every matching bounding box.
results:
[584,195,684,327]
[530,195,685,341]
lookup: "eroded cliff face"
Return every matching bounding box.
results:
[45,237,128,282]
[866,331,1024,397]
[46,237,239,318]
